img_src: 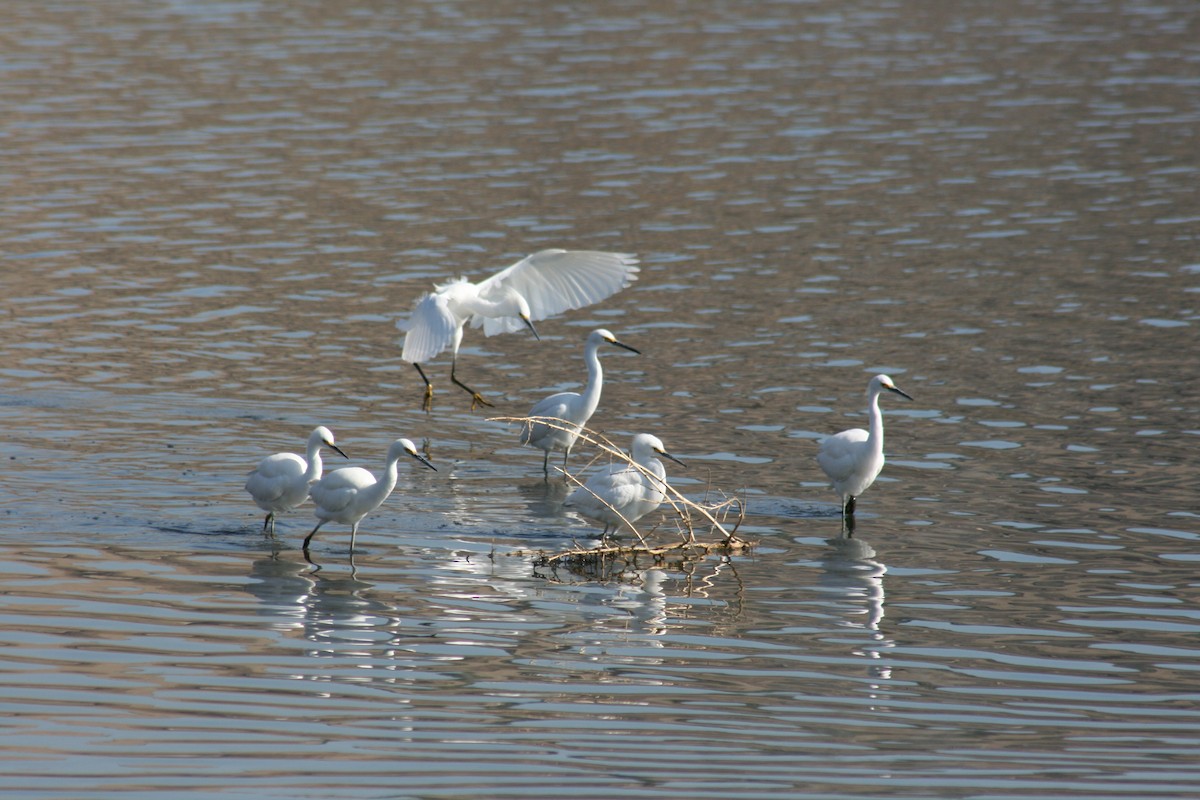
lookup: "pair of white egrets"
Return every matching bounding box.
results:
[243,427,436,557]
[246,248,913,554]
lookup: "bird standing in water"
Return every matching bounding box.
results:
[520,328,640,475]
[245,426,347,535]
[816,374,912,525]
[303,438,436,557]
[397,249,639,411]
[566,433,685,536]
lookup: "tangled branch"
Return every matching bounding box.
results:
[492,416,753,576]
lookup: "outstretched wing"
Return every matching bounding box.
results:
[474,250,639,336]
[398,291,459,363]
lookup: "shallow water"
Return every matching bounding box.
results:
[2,0,1199,797]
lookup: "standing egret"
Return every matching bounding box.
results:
[245,426,348,535]
[566,433,685,536]
[397,249,640,411]
[520,328,640,475]
[303,438,436,556]
[816,374,913,523]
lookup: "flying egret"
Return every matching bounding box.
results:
[397,249,640,411]
[303,438,436,556]
[816,374,913,523]
[520,328,640,474]
[245,426,348,535]
[566,433,685,536]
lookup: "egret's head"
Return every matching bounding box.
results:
[591,328,640,354]
[873,374,913,401]
[512,292,540,341]
[632,433,685,468]
[313,426,348,459]
[393,438,437,472]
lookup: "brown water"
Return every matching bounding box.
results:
[2,1,1198,797]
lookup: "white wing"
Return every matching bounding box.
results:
[398,291,460,363]
[528,391,575,421]
[521,391,577,447]
[567,465,647,519]
[474,250,639,336]
[245,453,306,506]
[310,467,373,515]
[816,428,869,485]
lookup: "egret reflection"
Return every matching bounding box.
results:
[819,532,893,683]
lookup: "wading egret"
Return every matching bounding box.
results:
[397,249,639,410]
[245,426,347,535]
[566,433,685,536]
[303,438,436,556]
[816,374,913,523]
[520,328,640,474]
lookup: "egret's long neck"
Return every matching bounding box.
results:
[579,341,604,416]
[640,455,669,502]
[362,457,401,509]
[304,442,324,482]
[646,457,667,483]
[866,390,885,454]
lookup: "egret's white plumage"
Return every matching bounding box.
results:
[816,374,912,521]
[566,433,684,535]
[303,438,436,555]
[245,426,347,534]
[520,328,640,474]
[397,249,640,409]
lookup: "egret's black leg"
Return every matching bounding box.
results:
[450,360,494,411]
[413,363,434,412]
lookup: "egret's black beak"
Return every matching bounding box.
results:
[522,315,541,341]
[408,449,437,472]
[888,385,914,401]
[611,338,640,355]
[328,443,349,459]
[660,449,686,469]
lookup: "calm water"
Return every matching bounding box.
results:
[2,0,1199,797]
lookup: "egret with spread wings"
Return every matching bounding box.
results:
[397,249,639,411]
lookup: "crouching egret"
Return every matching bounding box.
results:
[397,249,639,411]
[816,374,913,523]
[520,328,640,474]
[566,433,684,536]
[303,438,436,556]
[245,426,347,535]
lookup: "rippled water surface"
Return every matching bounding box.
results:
[2,1,1199,797]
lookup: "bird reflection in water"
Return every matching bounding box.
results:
[515,477,572,521]
[244,552,405,668]
[819,531,893,684]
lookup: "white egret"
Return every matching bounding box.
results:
[816,374,913,522]
[520,328,640,474]
[566,433,685,536]
[397,249,640,410]
[245,426,347,535]
[303,438,436,556]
